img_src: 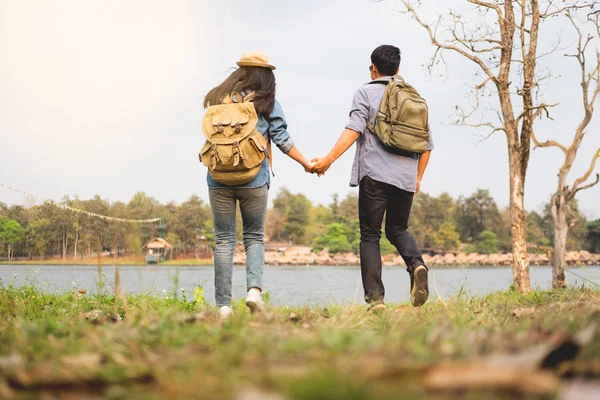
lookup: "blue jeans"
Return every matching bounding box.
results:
[209,184,268,307]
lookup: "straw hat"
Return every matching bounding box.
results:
[236,50,276,70]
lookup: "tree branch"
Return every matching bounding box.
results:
[531,131,568,154]
[400,0,499,83]
[574,173,600,195]
[571,148,600,195]
[468,0,504,18]
[517,102,560,125]
[541,1,598,18]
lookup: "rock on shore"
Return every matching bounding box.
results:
[231,247,600,267]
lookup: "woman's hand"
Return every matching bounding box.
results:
[304,161,316,174]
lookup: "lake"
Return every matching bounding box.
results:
[1,264,599,306]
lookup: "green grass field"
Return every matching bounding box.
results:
[1,276,599,399]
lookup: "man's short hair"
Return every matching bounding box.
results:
[371,45,401,76]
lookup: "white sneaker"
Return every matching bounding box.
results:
[245,289,266,314]
[217,306,233,320]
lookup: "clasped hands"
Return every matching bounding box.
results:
[304,156,332,177]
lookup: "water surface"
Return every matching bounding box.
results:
[1,264,599,306]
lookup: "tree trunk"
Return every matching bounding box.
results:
[74,231,78,261]
[551,194,568,288]
[7,244,12,261]
[62,232,66,259]
[508,150,531,292]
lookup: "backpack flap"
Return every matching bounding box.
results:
[202,103,258,141]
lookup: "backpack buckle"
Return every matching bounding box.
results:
[216,123,224,133]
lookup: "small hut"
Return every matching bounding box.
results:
[143,238,173,264]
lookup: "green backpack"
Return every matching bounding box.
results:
[367,75,430,154]
[199,92,271,186]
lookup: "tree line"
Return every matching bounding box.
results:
[3,187,595,261]
[265,188,599,256]
[0,193,213,261]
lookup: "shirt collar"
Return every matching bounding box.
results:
[371,76,393,83]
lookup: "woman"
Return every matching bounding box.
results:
[203,51,314,319]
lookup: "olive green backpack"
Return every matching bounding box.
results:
[199,92,271,186]
[367,75,430,154]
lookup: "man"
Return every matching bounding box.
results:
[312,45,433,311]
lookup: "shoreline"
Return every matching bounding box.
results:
[1,250,599,267]
[1,261,599,268]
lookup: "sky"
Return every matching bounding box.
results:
[0,0,599,218]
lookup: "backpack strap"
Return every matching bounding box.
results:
[267,136,274,177]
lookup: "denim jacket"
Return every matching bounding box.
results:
[207,99,295,189]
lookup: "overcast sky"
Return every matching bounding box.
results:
[1,0,598,218]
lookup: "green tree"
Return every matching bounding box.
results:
[26,218,52,259]
[477,230,499,255]
[313,223,352,254]
[435,221,461,252]
[454,189,503,244]
[172,195,210,258]
[337,193,358,223]
[586,219,600,253]
[270,188,311,244]
[380,236,397,255]
[0,217,25,260]
[165,232,183,260]
[304,205,334,246]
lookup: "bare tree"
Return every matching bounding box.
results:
[532,11,600,288]
[398,0,597,292]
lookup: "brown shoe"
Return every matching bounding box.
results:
[410,266,429,307]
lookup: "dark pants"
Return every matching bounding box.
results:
[359,176,425,304]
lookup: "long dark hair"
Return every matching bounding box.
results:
[204,67,276,117]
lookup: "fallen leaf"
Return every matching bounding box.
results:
[83,310,105,320]
[512,307,536,318]
[183,312,210,324]
[83,310,122,324]
[61,353,104,370]
[423,364,559,395]
[235,387,288,400]
[0,355,24,373]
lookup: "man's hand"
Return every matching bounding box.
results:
[415,179,422,195]
[311,156,332,176]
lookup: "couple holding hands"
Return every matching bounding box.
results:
[201,45,434,319]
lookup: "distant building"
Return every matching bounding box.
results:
[143,238,173,264]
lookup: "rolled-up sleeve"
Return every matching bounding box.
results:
[345,87,369,134]
[267,100,295,154]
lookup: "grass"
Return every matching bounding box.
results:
[0,276,599,399]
